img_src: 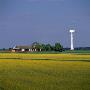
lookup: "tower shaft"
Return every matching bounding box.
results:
[70,32,74,50]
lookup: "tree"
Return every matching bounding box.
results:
[32,42,41,51]
[31,42,63,52]
[40,44,46,51]
[45,44,52,51]
[54,43,63,52]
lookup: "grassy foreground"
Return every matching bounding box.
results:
[0,53,90,90]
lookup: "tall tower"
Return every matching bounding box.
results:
[69,30,75,50]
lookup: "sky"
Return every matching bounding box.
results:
[0,0,90,48]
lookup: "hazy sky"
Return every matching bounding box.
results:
[0,0,90,48]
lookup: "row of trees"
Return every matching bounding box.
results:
[32,42,63,52]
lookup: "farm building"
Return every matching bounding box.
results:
[12,45,41,52]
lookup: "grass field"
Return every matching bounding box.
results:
[0,53,90,90]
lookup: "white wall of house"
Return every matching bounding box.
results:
[29,49,31,51]
[40,49,41,51]
[35,49,36,51]
[31,49,32,52]
[21,49,25,52]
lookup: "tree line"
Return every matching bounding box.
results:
[32,42,63,52]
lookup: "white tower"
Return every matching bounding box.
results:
[69,30,75,50]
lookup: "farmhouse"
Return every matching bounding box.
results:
[11,42,42,52]
[12,45,40,52]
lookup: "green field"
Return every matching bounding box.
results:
[0,53,90,90]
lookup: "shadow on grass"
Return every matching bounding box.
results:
[0,58,90,62]
[0,58,21,59]
[58,60,90,62]
[30,59,90,62]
